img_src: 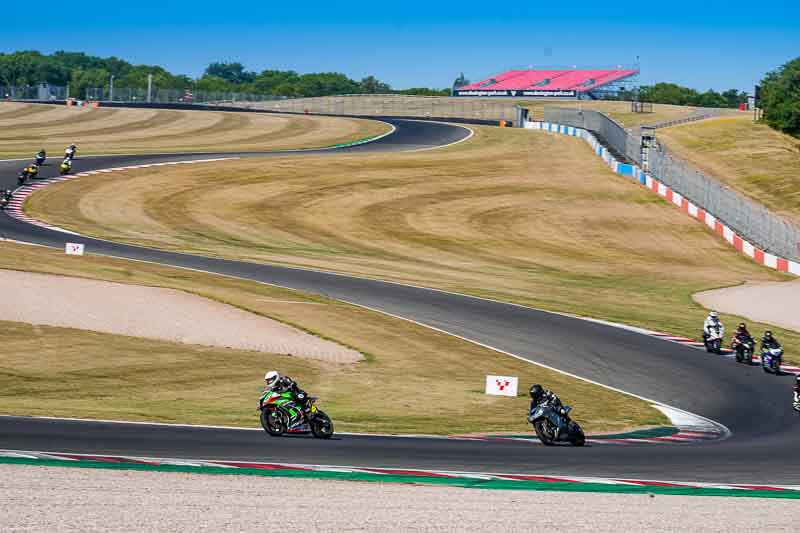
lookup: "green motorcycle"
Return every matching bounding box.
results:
[258,390,334,439]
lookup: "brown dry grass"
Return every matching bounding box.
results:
[0,102,391,158]
[657,116,800,227]
[25,125,800,365]
[0,240,664,434]
[520,101,702,128]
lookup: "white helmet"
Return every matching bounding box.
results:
[709,311,719,319]
[264,370,280,387]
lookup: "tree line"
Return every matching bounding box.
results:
[758,56,800,136]
[0,51,449,98]
[616,83,749,108]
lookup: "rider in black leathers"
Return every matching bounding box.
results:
[731,323,755,357]
[760,330,781,351]
[1,189,12,208]
[528,384,568,438]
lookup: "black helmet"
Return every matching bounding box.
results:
[529,384,544,401]
[737,323,747,331]
[764,331,773,340]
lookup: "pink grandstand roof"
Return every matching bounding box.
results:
[459,69,638,92]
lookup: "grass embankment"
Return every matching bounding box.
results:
[658,116,800,227]
[0,102,391,159]
[520,101,701,128]
[26,125,800,365]
[0,241,664,434]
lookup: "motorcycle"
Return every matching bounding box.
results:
[703,325,725,354]
[59,162,72,175]
[258,390,333,439]
[793,391,800,414]
[0,194,10,210]
[760,346,783,374]
[734,337,755,365]
[528,400,585,446]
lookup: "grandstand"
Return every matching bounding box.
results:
[453,67,638,99]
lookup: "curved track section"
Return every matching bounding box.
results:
[1,118,798,484]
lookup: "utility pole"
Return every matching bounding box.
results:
[110,75,115,102]
[65,83,70,100]
[147,74,153,103]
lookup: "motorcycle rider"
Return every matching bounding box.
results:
[19,163,39,181]
[528,384,568,439]
[263,370,310,426]
[702,310,725,346]
[1,189,12,208]
[60,158,72,173]
[64,144,76,161]
[731,322,754,353]
[760,330,781,351]
[793,375,800,412]
[35,149,46,165]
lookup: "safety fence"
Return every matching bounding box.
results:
[1,84,67,101]
[84,87,285,104]
[543,107,640,162]
[541,106,800,261]
[236,94,521,124]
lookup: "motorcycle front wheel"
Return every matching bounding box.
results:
[260,408,286,437]
[533,420,555,445]
[310,411,334,439]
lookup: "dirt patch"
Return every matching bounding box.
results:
[0,269,361,363]
[694,280,800,334]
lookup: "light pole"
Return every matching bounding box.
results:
[109,75,115,102]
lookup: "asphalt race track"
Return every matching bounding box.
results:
[1,117,798,484]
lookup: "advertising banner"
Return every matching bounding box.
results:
[454,89,577,98]
[485,375,519,397]
[65,243,85,256]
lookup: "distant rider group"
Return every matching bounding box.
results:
[703,310,797,411]
[15,144,77,187]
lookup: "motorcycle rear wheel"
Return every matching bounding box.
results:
[568,422,585,447]
[261,408,286,437]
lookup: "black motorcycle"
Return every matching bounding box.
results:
[528,400,585,446]
[734,336,755,365]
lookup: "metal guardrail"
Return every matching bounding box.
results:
[541,105,800,261]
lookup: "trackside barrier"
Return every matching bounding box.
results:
[524,120,800,277]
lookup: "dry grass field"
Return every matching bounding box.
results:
[520,100,701,128]
[0,240,664,434]
[26,125,800,364]
[657,116,800,227]
[0,102,391,158]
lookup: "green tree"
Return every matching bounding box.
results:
[359,75,391,94]
[759,57,800,136]
[204,62,255,85]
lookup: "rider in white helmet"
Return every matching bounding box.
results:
[703,310,724,339]
[263,370,310,423]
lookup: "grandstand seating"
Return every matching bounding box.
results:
[459,69,637,93]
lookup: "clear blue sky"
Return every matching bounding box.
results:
[2,1,798,91]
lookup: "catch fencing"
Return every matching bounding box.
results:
[237,94,521,124]
[1,84,67,101]
[84,87,284,104]
[542,105,800,261]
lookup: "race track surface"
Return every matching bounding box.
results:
[1,118,798,484]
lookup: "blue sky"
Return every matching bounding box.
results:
[2,1,798,91]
